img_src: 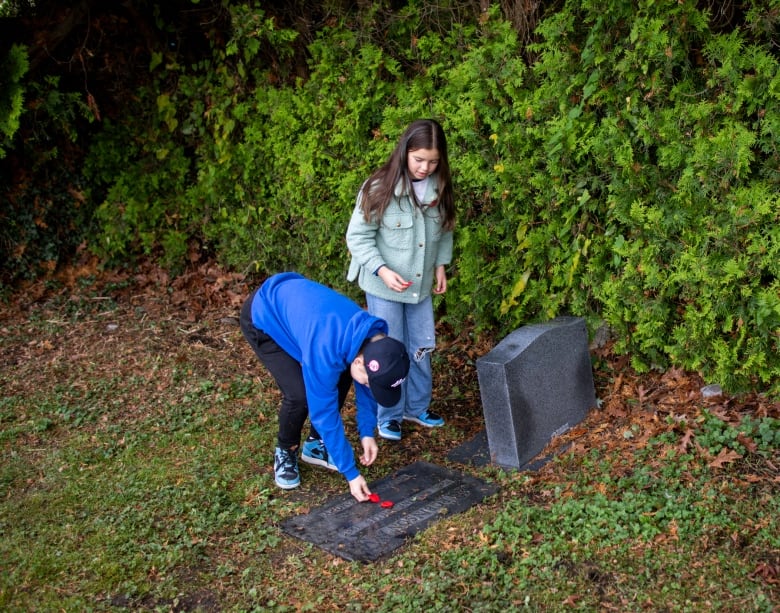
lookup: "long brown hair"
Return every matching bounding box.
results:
[359,119,455,231]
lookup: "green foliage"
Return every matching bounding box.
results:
[198,24,400,281]
[0,43,28,158]
[567,1,780,392]
[0,68,95,283]
[695,409,780,456]
[43,0,780,394]
[498,0,779,394]
[376,413,780,611]
[86,109,195,271]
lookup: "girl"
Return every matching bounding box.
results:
[346,119,456,440]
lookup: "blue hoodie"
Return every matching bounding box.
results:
[250,272,387,481]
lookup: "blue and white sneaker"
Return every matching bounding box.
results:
[378,420,402,441]
[404,410,445,428]
[274,447,300,489]
[301,438,338,471]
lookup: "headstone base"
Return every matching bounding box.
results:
[447,428,570,471]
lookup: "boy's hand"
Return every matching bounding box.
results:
[359,436,378,466]
[348,475,371,502]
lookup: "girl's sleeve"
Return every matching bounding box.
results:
[436,229,454,268]
[346,196,386,275]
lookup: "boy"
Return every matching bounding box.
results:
[240,272,410,502]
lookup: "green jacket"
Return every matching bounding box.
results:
[346,177,453,304]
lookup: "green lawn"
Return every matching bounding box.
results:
[1,272,777,611]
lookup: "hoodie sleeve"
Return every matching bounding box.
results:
[353,382,378,440]
[302,365,360,482]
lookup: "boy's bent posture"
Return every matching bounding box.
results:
[240,272,410,502]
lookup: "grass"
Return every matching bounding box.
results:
[1,266,778,611]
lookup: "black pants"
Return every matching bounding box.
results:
[240,290,352,450]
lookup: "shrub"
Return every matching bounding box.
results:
[73,0,780,395]
[1,66,95,283]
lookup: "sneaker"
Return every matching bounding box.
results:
[404,410,444,428]
[301,438,338,471]
[378,420,402,441]
[274,447,300,489]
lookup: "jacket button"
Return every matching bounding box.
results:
[418,243,424,247]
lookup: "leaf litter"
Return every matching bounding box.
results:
[1,257,778,607]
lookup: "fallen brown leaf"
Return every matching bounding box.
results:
[708,448,742,469]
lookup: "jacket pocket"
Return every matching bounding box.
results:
[380,214,414,249]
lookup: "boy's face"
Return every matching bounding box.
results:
[407,148,440,180]
[350,357,369,386]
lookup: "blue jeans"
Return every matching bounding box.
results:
[366,293,435,423]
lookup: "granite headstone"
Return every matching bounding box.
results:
[475,316,596,470]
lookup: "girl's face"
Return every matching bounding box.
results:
[406,148,440,180]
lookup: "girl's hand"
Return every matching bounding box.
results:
[378,266,412,292]
[433,265,448,294]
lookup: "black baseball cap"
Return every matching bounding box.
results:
[363,336,410,407]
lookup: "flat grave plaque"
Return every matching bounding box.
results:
[281,461,498,562]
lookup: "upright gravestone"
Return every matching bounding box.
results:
[475,316,596,470]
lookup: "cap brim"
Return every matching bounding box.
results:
[370,380,402,408]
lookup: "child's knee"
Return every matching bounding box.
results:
[413,346,434,362]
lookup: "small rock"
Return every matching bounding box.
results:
[700,384,722,398]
